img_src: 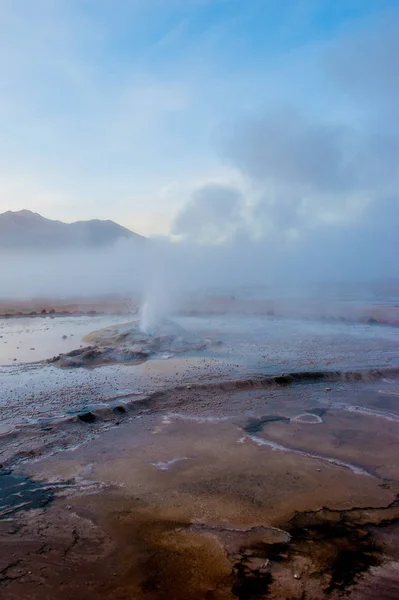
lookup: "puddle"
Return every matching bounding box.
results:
[0,470,55,519]
[242,415,290,434]
[0,314,126,365]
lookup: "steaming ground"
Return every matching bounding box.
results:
[1,302,399,599]
[1,312,399,436]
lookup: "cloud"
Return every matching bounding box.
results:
[168,9,399,282]
[172,183,246,242]
[224,109,356,192]
[222,106,399,235]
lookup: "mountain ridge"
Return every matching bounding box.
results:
[0,210,145,250]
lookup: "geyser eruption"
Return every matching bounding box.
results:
[139,277,177,334]
[139,298,162,334]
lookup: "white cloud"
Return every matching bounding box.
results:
[172,183,245,242]
[167,9,399,283]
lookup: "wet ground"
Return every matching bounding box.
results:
[0,314,129,365]
[2,377,399,599]
[1,313,399,431]
[1,307,399,598]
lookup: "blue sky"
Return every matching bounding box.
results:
[0,0,398,236]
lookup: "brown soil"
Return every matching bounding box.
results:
[0,296,135,318]
[1,294,399,326]
[2,375,399,599]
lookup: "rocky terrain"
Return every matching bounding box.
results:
[48,320,210,368]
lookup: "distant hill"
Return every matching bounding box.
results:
[0,210,146,251]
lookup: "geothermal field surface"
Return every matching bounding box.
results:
[1,296,399,599]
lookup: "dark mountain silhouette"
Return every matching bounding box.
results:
[0,210,145,250]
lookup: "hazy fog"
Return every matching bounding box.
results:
[0,10,398,303]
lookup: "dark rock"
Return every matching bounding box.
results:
[290,371,328,382]
[120,349,151,361]
[77,411,96,423]
[274,374,294,385]
[113,405,126,415]
[81,349,103,361]
[66,346,93,357]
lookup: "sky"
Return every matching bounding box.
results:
[0,0,398,266]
